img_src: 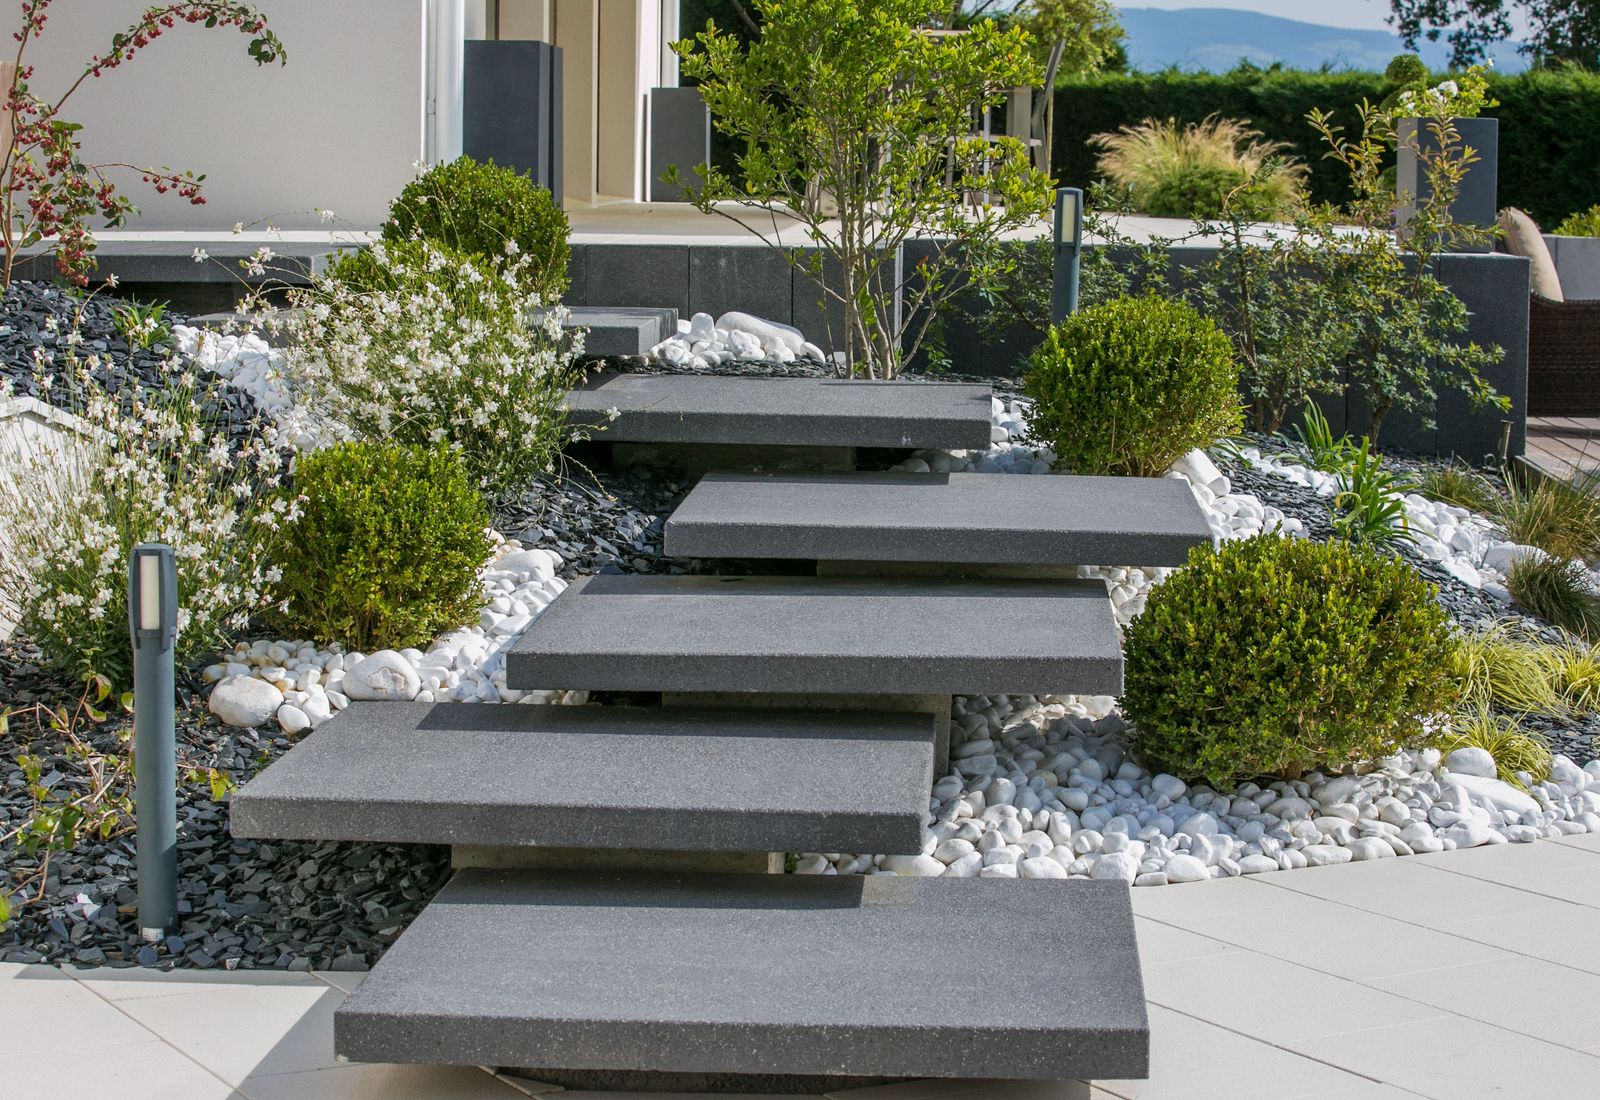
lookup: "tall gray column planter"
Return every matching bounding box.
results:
[649,87,710,203]
[464,40,563,205]
[1395,116,1499,253]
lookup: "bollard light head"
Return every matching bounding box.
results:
[1055,187,1084,252]
[128,544,178,652]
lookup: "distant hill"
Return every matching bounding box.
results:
[1117,7,1527,73]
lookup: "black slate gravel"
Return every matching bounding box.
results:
[0,280,268,444]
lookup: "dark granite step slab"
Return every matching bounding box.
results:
[564,373,993,450]
[335,869,1150,1081]
[229,703,932,856]
[557,307,679,357]
[506,574,1122,696]
[665,470,1213,566]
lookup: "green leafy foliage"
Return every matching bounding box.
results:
[1505,553,1600,638]
[287,238,585,496]
[674,0,1052,378]
[1281,404,1358,473]
[1122,534,1456,786]
[269,442,492,651]
[387,156,570,302]
[1554,204,1600,237]
[110,299,171,351]
[1050,65,1600,227]
[1023,295,1242,476]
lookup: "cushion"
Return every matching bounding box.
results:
[1500,206,1564,302]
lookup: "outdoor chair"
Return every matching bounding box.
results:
[1501,207,1600,416]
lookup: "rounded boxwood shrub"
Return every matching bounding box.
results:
[1024,295,1243,477]
[386,156,570,302]
[1122,534,1457,786]
[270,441,492,650]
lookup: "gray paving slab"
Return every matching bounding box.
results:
[505,574,1122,696]
[334,870,1150,1080]
[665,471,1213,566]
[229,703,932,856]
[564,373,994,450]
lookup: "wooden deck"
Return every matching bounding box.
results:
[1523,417,1600,484]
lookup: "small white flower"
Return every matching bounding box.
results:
[192,247,210,263]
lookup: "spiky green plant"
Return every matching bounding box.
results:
[1495,471,1600,561]
[1551,638,1600,714]
[1436,708,1554,789]
[1419,463,1500,515]
[1279,403,1358,474]
[1450,623,1566,716]
[1505,554,1600,638]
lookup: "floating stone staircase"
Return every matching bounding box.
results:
[231,374,1218,1091]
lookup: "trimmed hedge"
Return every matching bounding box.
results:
[1051,66,1600,226]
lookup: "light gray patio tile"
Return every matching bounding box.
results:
[75,965,328,1001]
[1131,916,1242,965]
[825,1081,1087,1100]
[1546,830,1600,853]
[110,977,346,1085]
[1280,1012,1600,1099]
[1140,949,1448,1045]
[1435,900,1600,974]
[1255,855,1568,927]
[1092,1005,1380,1100]
[313,969,369,995]
[1364,955,1600,1055]
[0,961,157,1054]
[3,1036,241,1099]
[1146,888,1508,981]
[1127,874,1294,923]
[1417,842,1600,908]
[237,1063,525,1100]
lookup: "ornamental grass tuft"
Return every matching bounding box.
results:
[1450,622,1567,716]
[1435,708,1554,789]
[1505,553,1600,639]
[1121,533,1455,787]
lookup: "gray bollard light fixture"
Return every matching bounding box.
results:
[129,543,178,943]
[1051,186,1084,325]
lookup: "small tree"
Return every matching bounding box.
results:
[0,2,286,289]
[673,0,1052,378]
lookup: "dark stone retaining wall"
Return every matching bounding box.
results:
[60,236,1531,459]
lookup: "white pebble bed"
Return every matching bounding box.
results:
[649,311,829,369]
[797,693,1600,883]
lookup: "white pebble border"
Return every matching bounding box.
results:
[183,315,1600,884]
[1237,445,1600,602]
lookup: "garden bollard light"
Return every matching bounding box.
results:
[129,543,178,942]
[1052,186,1084,325]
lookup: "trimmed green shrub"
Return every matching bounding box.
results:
[1122,534,1456,786]
[1051,66,1600,226]
[270,442,492,650]
[1023,295,1241,477]
[387,156,570,302]
[1554,205,1600,238]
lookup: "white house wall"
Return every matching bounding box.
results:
[24,0,427,231]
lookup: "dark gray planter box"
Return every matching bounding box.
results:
[464,40,563,204]
[1396,116,1499,253]
[649,87,710,203]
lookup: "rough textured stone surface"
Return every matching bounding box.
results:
[334,870,1149,1080]
[507,574,1123,696]
[552,307,678,357]
[564,373,993,450]
[230,703,933,856]
[666,470,1213,566]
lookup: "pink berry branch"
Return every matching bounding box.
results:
[0,1,285,290]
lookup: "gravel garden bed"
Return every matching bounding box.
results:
[5,292,1600,970]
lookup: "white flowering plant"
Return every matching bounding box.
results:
[277,237,585,498]
[0,335,295,687]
